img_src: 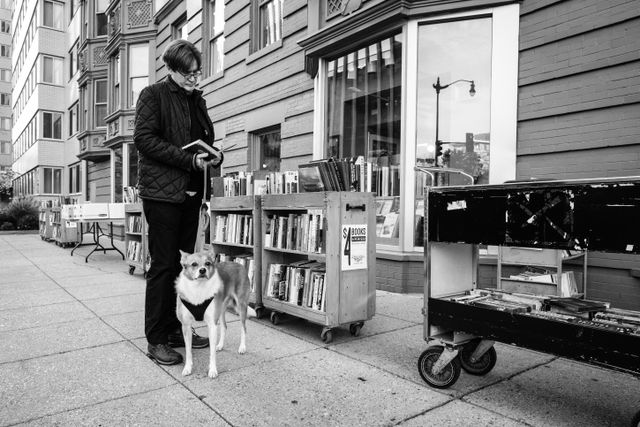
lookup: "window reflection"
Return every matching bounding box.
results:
[414,18,492,247]
[325,33,403,242]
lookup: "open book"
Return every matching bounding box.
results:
[182,140,223,162]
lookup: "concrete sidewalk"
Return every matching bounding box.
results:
[0,233,638,426]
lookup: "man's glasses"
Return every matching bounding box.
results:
[178,69,202,81]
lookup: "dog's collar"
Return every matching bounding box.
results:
[180,296,214,321]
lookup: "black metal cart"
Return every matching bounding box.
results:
[417,177,640,424]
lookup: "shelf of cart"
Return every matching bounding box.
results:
[211,240,253,249]
[125,231,143,236]
[263,246,326,258]
[263,296,328,324]
[209,195,257,211]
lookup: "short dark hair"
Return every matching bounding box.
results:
[162,39,202,73]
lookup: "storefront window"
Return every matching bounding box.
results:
[414,18,492,247]
[325,33,403,244]
[113,147,123,202]
[127,143,138,189]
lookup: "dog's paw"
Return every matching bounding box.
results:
[182,364,193,376]
[238,344,246,354]
[215,343,224,351]
[208,367,218,378]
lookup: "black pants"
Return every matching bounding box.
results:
[143,195,201,344]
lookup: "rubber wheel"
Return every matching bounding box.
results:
[270,312,280,325]
[129,265,135,275]
[255,307,265,319]
[417,346,461,389]
[459,339,497,376]
[349,323,362,337]
[321,329,333,343]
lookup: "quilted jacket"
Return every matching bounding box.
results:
[133,77,216,203]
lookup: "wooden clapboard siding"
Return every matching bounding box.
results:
[517,0,640,309]
[516,0,640,180]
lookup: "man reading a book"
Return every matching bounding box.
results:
[134,39,222,366]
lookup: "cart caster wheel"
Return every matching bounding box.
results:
[460,339,497,376]
[418,346,461,389]
[255,306,265,319]
[270,312,281,325]
[129,265,135,275]
[321,328,333,343]
[349,322,363,337]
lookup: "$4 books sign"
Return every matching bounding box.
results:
[342,224,368,271]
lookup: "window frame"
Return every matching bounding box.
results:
[42,111,63,140]
[204,0,225,77]
[250,125,282,172]
[250,0,283,54]
[42,0,64,30]
[95,0,109,37]
[94,79,108,128]
[41,55,64,85]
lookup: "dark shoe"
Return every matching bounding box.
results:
[168,328,209,349]
[147,343,183,365]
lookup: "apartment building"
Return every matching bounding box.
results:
[11,0,82,203]
[0,0,12,175]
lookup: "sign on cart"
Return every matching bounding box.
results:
[342,224,368,271]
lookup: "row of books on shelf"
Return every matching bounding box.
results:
[212,214,253,245]
[126,215,144,234]
[123,186,141,204]
[39,196,79,208]
[509,269,579,297]
[265,261,327,312]
[217,253,255,292]
[298,156,399,196]
[264,210,324,254]
[126,240,145,263]
[214,171,299,196]
[447,289,640,336]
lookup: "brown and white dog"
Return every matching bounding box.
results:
[175,249,256,378]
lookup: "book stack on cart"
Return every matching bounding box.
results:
[448,290,640,337]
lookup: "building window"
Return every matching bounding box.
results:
[0,20,10,33]
[69,163,81,193]
[0,0,11,10]
[127,143,138,189]
[324,34,403,243]
[42,111,63,139]
[172,14,188,40]
[252,126,281,171]
[95,80,107,127]
[129,43,149,107]
[69,103,78,136]
[205,0,225,76]
[251,0,283,53]
[0,141,10,154]
[43,0,64,30]
[69,43,78,78]
[0,69,9,82]
[1,117,12,130]
[0,44,10,57]
[43,167,62,194]
[111,54,120,112]
[95,0,109,36]
[0,93,9,106]
[42,56,64,85]
[70,0,80,18]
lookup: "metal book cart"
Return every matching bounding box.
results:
[417,177,640,424]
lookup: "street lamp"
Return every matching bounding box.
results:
[432,76,476,167]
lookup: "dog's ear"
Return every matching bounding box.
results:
[179,250,190,264]
[206,247,217,262]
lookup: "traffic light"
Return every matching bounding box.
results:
[435,140,443,159]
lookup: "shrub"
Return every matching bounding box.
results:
[0,221,14,230]
[17,214,39,230]
[5,198,39,230]
[0,209,12,225]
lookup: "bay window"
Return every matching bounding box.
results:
[129,43,149,107]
